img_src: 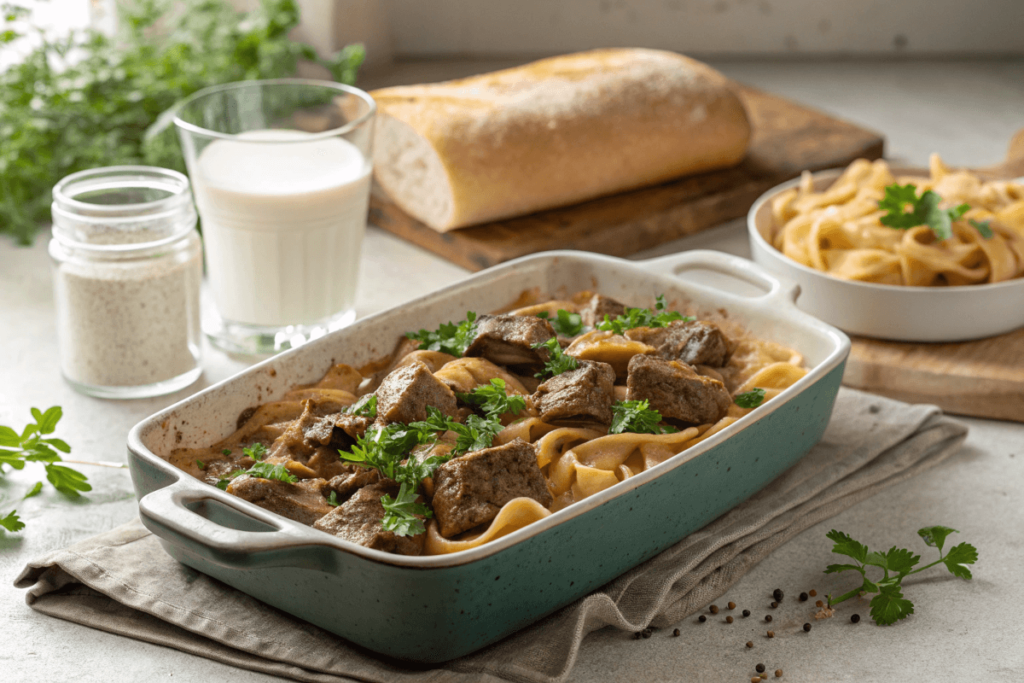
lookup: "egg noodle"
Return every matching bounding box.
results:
[170,291,806,555]
[770,155,1024,286]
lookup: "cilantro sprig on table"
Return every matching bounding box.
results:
[609,400,678,435]
[537,309,584,337]
[878,184,973,241]
[823,526,978,625]
[532,338,579,379]
[0,406,90,532]
[406,312,478,357]
[597,295,692,334]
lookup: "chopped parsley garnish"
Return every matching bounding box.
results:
[347,394,377,418]
[824,526,977,625]
[609,400,678,435]
[734,388,766,409]
[221,448,232,456]
[538,309,584,336]
[457,378,527,416]
[327,491,340,506]
[196,460,206,470]
[242,443,267,461]
[532,337,579,379]
[968,218,993,239]
[246,461,298,483]
[597,295,692,334]
[409,407,504,457]
[381,483,433,537]
[406,311,478,357]
[878,183,970,241]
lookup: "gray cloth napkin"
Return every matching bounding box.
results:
[15,388,968,683]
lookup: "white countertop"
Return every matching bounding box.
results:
[3,59,1024,682]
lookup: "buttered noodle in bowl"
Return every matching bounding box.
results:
[769,155,1024,286]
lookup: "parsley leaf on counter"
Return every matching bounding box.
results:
[382,483,433,537]
[878,184,970,241]
[538,309,584,336]
[246,462,298,484]
[532,338,579,379]
[457,378,527,417]
[597,295,691,334]
[0,510,25,533]
[609,400,678,435]
[969,218,994,239]
[824,526,977,625]
[734,388,766,409]
[23,482,43,499]
[348,395,377,418]
[406,312,478,357]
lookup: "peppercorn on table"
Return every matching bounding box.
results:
[3,60,1024,683]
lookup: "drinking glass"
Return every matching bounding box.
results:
[174,79,375,355]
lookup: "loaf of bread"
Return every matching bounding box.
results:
[370,49,751,232]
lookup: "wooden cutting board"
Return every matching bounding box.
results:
[369,85,885,271]
[844,129,1024,423]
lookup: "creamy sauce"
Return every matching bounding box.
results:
[191,130,371,326]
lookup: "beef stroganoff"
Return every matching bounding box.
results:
[168,291,806,556]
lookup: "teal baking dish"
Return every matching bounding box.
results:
[127,250,850,663]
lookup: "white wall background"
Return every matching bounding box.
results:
[382,0,1024,58]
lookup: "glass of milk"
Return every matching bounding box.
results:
[173,79,375,355]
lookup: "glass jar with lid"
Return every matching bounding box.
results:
[49,166,203,398]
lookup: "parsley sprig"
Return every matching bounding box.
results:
[968,218,994,239]
[457,378,527,417]
[0,406,89,532]
[878,184,970,241]
[824,526,978,625]
[537,309,584,336]
[406,312,478,357]
[532,338,579,379]
[609,400,678,435]
[381,484,434,536]
[734,388,766,409]
[597,295,692,334]
[347,395,377,418]
[215,460,298,490]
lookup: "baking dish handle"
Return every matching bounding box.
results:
[138,482,335,570]
[642,249,801,307]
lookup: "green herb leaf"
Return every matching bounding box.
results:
[196,460,206,470]
[456,378,527,417]
[734,388,766,409]
[878,184,970,241]
[348,395,377,418]
[216,479,231,491]
[243,443,267,462]
[942,542,978,580]
[824,563,865,575]
[826,529,869,564]
[532,338,579,379]
[882,546,921,575]
[221,448,232,456]
[869,585,915,626]
[244,462,297,484]
[406,312,478,357]
[0,510,25,533]
[381,482,432,537]
[547,309,583,337]
[45,463,92,496]
[917,525,958,552]
[597,295,691,334]
[969,218,993,239]
[609,400,678,435]
[327,490,340,507]
[23,481,43,499]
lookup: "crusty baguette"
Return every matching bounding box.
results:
[370,49,751,232]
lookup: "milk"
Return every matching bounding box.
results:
[191,130,371,327]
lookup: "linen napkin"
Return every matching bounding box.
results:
[15,388,968,683]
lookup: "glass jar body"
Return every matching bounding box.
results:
[49,166,203,399]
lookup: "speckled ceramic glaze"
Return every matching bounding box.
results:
[128,250,850,663]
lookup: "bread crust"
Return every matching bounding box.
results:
[371,48,751,231]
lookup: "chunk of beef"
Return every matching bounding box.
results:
[533,360,616,427]
[579,293,626,328]
[227,476,333,526]
[325,464,381,502]
[625,354,731,426]
[305,446,361,480]
[313,480,425,556]
[464,314,556,370]
[625,320,730,367]
[375,361,458,425]
[432,439,552,537]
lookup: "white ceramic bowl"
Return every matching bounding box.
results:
[748,168,1024,342]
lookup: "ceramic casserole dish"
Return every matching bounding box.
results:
[127,250,850,663]
[748,168,1024,342]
